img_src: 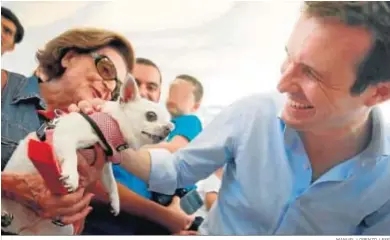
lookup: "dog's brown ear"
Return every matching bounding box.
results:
[120,73,140,104]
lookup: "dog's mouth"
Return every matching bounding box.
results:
[141,131,165,143]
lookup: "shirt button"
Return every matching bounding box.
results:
[295,189,305,199]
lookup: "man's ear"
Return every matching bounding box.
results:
[192,101,201,112]
[61,50,77,68]
[364,82,390,107]
[120,73,140,104]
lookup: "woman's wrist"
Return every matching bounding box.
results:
[1,172,44,213]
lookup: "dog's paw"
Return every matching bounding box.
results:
[109,198,120,216]
[110,207,120,216]
[1,211,14,228]
[59,174,78,193]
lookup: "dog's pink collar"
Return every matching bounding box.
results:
[36,110,128,164]
[87,112,128,164]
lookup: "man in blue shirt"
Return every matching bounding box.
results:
[117,2,390,235]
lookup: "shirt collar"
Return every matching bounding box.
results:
[279,106,389,182]
[279,106,389,157]
[361,107,390,158]
[12,75,46,109]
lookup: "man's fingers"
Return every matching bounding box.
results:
[54,192,94,216]
[61,206,93,225]
[68,104,80,113]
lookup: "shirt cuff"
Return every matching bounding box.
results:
[147,148,177,195]
[203,174,221,193]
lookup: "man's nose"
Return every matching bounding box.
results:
[138,85,148,100]
[277,63,300,93]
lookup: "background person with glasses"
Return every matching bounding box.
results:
[1,27,135,234]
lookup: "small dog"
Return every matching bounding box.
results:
[1,75,174,235]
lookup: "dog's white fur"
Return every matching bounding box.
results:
[1,76,173,235]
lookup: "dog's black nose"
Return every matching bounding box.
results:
[163,126,171,136]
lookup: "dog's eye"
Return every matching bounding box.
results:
[145,111,157,122]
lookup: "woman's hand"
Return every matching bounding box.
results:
[68,98,106,114]
[2,172,93,225]
[163,196,195,234]
[2,133,107,225]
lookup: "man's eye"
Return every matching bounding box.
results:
[302,66,317,79]
[147,86,157,92]
[3,28,12,35]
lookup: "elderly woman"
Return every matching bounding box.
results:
[1,28,191,235]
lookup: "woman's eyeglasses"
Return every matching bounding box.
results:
[90,52,122,100]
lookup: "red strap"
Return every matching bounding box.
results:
[37,109,69,121]
[27,138,68,195]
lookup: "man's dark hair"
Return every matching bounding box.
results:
[176,74,204,103]
[1,7,24,44]
[136,57,162,83]
[303,1,390,95]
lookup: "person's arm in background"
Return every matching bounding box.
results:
[202,171,222,210]
[146,115,203,153]
[120,100,244,195]
[88,181,192,233]
[205,192,218,210]
[149,136,189,153]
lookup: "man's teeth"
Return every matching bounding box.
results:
[288,99,313,109]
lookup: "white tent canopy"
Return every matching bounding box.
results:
[2,1,389,124]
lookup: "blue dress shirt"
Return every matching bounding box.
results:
[147,93,390,235]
